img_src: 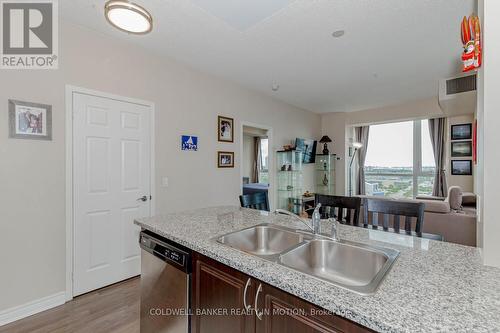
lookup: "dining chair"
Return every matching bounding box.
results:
[314,194,362,226]
[239,192,270,212]
[362,198,443,240]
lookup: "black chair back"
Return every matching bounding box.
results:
[239,192,269,212]
[363,198,425,235]
[315,194,361,226]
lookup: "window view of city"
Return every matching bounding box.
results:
[363,120,435,199]
[365,167,435,198]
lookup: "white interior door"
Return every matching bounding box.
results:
[73,92,151,296]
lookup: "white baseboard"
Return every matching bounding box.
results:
[0,292,66,327]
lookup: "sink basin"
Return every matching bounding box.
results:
[217,224,310,259]
[279,239,399,295]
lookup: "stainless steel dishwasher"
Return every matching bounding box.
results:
[139,230,192,333]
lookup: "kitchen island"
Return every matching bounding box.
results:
[135,206,500,333]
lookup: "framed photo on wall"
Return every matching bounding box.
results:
[451,141,472,157]
[451,160,472,175]
[218,116,234,143]
[9,100,52,140]
[218,151,234,168]
[451,123,472,140]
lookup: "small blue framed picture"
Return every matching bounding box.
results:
[181,135,198,151]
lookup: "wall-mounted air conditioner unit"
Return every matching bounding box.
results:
[438,72,477,116]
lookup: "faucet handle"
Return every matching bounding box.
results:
[329,218,340,241]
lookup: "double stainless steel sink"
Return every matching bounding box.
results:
[216,223,399,295]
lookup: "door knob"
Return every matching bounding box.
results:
[137,196,148,202]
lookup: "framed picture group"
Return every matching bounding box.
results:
[450,123,472,176]
[217,116,235,168]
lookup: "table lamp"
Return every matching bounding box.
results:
[319,135,332,155]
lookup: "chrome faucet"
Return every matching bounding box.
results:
[274,204,322,235]
[311,204,321,234]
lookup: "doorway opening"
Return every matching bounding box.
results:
[241,124,272,209]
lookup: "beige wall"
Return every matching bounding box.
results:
[0,21,320,312]
[321,97,476,195]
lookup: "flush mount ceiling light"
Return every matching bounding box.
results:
[104,1,153,35]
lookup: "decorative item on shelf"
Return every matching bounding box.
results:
[287,165,293,171]
[451,123,472,140]
[303,191,313,198]
[8,100,52,140]
[218,116,234,143]
[217,151,234,168]
[322,174,329,186]
[319,135,332,155]
[460,14,481,72]
[281,165,287,171]
[181,135,198,151]
[282,144,294,151]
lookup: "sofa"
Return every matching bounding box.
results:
[358,187,477,247]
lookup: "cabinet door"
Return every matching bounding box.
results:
[192,253,255,333]
[255,282,373,333]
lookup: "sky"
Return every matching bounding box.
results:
[364,120,435,168]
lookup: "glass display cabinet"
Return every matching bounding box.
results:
[315,154,336,195]
[276,150,303,214]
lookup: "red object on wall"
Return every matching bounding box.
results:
[473,119,477,164]
[461,15,482,72]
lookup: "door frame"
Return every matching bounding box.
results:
[239,121,274,210]
[65,85,156,301]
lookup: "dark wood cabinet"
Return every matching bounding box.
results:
[192,253,373,333]
[192,253,255,333]
[255,282,372,333]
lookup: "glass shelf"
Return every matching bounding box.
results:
[277,150,303,214]
[315,154,336,195]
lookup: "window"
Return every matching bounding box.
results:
[259,138,269,184]
[364,120,435,198]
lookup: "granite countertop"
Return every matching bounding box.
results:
[134,206,500,333]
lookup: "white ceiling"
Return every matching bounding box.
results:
[60,0,475,113]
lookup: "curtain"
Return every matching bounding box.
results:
[252,137,261,183]
[355,126,370,195]
[428,118,448,197]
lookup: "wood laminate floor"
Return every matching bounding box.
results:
[0,277,140,333]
